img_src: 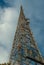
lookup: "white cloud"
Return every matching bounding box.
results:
[0,7,19,63]
[0,47,9,63]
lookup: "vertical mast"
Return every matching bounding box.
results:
[9,6,43,65]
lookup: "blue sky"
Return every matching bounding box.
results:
[0,0,44,63]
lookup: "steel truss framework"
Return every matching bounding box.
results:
[9,6,43,65]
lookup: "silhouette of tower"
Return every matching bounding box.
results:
[9,6,43,65]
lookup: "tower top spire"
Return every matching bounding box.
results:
[19,5,25,19]
[20,5,23,11]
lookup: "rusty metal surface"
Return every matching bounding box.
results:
[9,6,43,65]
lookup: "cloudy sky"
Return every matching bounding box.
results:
[0,0,44,63]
